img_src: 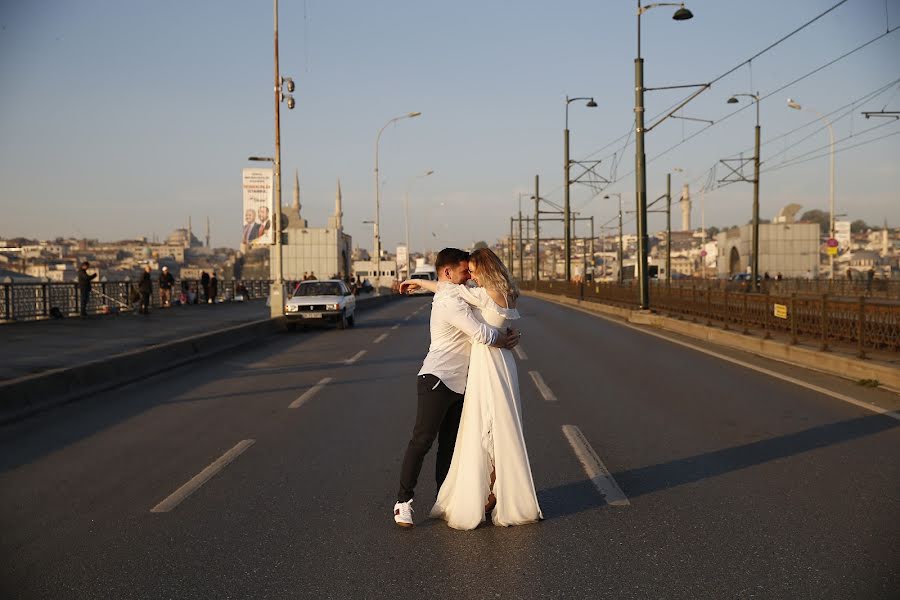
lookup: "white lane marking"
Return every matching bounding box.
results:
[344,350,367,365]
[544,299,900,422]
[562,425,630,507]
[513,345,528,360]
[289,377,333,409]
[373,333,388,344]
[391,324,400,330]
[528,371,558,402]
[151,439,255,513]
[403,315,412,321]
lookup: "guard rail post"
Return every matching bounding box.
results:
[790,293,798,345]
[857,296,867,359]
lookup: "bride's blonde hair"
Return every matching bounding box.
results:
[470,248,519,302]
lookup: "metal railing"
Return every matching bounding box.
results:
[652,277,899,300]
[0,279,273,322]
[520,279,900,355]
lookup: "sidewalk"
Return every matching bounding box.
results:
[0,302,269,382]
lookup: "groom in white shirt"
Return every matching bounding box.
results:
[393,248,519,527]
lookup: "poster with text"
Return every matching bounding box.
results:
[242,168,274,246]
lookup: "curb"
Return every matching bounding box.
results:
[523,290,900,391]
[0,294,404,425]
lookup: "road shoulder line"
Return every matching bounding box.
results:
[534,295,900,421]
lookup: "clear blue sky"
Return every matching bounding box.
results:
[1,0,897,252]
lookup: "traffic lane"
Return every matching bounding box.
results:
[5,297,624,599]
[0,297,428,595]
[516,295,900,597]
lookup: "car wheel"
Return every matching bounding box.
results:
[337,310,347,330]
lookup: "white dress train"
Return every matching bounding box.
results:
[430,285,543,530]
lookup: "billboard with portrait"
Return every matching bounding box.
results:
[242,168,274,246]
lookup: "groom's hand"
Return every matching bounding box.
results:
[496,327,520,349]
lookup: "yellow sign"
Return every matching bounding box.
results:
[773,303,788,319]
[826,246,838,256]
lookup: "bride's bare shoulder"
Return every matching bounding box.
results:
[485,287,515,309]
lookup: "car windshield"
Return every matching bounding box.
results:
[293,282,343,297]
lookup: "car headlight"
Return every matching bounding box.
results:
[285,304,297,312]
[326,303,338,310]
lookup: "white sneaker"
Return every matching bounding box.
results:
[393,499,414,528]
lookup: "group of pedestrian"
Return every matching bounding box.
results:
[301,271,318,281]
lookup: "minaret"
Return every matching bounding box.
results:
[883,218,890,257]
[328,179,344,230]
[335,179,343,230]
[292,169,300,213]
[188,215,192,248]
[205,216,211,248]
[292,169,307,227]
[680,184,691,231]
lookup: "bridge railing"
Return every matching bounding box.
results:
[520,279,900,355]
[0,278,273,322]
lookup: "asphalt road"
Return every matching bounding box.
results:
[0,295,897,599]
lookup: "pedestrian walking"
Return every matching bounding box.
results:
[309,271,318,280]
[303,271,310,281]
[158,266,175,307]
[77,261,97,317]
[200,271,210,303]
[138,266,153,314]
[209,273,218,304]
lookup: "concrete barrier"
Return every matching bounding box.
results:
[0,294,403,424]
[524,290,900,391]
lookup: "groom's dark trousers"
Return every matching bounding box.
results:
[397,374,464,503]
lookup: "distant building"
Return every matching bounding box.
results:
[716,221,820,278]
[276,176,352,281]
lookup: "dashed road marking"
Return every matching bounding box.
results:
[562,425,629,507]
[528,371,558,402]
[374,333,388,344]
[289,377,333,409]
[513,345,528,360]
[344,350,367,365]
[391,324,400,330]
[151,439,255,513]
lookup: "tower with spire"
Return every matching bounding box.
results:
[328,179,343,230]
[291,169,308,228]
[205,216,211,248]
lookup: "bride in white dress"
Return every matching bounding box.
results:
[403,248,542,530]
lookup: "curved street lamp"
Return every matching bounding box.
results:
[634,1,693,309]
[787,97,836,279]
[727,93,762,289]
[564,96,598,281]
[373,112,422,294]
[404,169,434,278]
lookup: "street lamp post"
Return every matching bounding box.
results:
[404,170,433,280]
[727,93,761,290]
[634,1,693,309]
[374,112,421,295]
[564,96,597,282]
[261,0,296,318]
[788,97,835,279]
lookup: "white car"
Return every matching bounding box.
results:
[408,271,437,295]
[284,280,356,330]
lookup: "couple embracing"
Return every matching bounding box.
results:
[393,247,543,530]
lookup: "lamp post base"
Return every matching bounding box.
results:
[269,281,286,318]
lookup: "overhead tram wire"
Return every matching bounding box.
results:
[577,0,887,193]
[598,26,900,194]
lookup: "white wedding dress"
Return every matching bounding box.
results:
[430,285,543,530]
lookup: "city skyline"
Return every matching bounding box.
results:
[1,0,898,251]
